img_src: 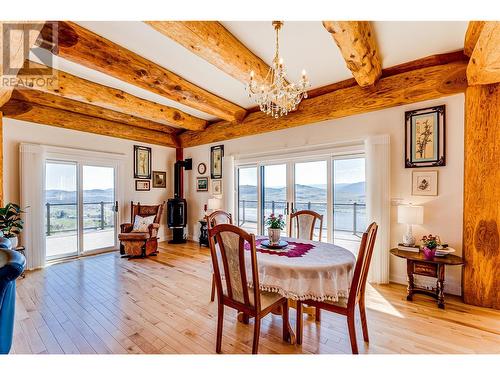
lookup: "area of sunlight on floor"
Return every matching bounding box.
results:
[365,283,404,318]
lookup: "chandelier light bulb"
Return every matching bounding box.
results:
[302,69,307,78]
[250,70,255,79]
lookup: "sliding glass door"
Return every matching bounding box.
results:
[236,153,366,250]
[45,160,118,261]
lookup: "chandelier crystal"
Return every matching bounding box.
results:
[247,21,310,118]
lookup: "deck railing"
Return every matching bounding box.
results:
[238,200,366,235]
[45,201,114,236]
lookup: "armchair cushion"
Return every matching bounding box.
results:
[118,232,150,241]
[132,215,156,232]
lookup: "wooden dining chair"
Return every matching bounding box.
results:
[289,210,324,241]
[295,222,378,354]
[208,224,290,354]
[206,210,233,302]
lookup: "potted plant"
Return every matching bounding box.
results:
[265,213,285,245]
[421,234,439,260]
[0,203,24,248]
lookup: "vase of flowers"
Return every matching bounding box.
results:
[0,203,24,249]
[265,213,285,245]
[421,234,439,260]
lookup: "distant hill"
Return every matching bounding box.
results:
[239,182,365,204]
[46,188,114,204]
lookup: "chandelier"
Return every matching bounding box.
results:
[247,21,310,118]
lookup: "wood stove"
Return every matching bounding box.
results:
[167,158,191,243]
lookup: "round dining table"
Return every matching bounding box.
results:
[240,235,356,343]
[248,235,356,303]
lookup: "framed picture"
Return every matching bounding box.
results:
[197,162,207,175]
[210,145,224,179]
[405,105,445,168]
[412,170,438,196]
[152,171,166,188]
[211,179,222,195]
[134,145,152,179]
[197,177,208,192]
[135,179,151,191]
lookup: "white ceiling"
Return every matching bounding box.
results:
[32,21,468,121]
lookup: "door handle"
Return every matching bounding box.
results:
[114,201,119,213]
[285,202,289,215]
[290,202,295,214]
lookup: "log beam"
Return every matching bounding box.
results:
[0,22,44,106]
[145,21,269,86]
[37,22,246,121]
[11,89,181,135]
[180,60,467,147]
[18,60,207,131]
[463,83,500,309]
[464,21,485,57]
[467,21,500,85]
[322,21,382,87]
[1,99,178,147]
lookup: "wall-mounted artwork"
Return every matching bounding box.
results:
[197,162,207,175]
[405,105,445,168]
[134,145,152,178]
[412,170,438,196]
[210,145,224,179]
[211,179,222,196]
[197,177,208,192]
[152,171,166,188]
[135,179,151,191]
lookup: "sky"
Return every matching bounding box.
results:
[239,158,365,187]
[45,163,114,191]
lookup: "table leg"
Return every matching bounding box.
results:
[437,264,445,309]
[406,260,414,301]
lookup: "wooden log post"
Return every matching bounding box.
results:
[463,83,500,309]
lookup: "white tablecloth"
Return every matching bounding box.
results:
[248,236,356,302]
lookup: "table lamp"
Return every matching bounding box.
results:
[397,204,424,246]
[207,197,222,213]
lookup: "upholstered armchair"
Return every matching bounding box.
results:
[119,201,165,258]
[0,248,26,354]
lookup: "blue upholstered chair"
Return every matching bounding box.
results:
[0,247,25,354]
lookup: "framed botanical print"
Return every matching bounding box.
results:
[197,177,208,192]
[211,179,222,195]
[405,105,445,168]
[152,171,166,188]
[210,145,224,179]
[135,179,151,191]
[134,145,152,179]
[412,170,438,196]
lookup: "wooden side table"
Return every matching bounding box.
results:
[390,248,464,309]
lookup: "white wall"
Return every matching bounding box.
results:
[3,119,176,242]
[184,94,465,295]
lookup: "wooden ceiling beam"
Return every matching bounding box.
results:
[464,21,485,57]
[18,60,207,131]
[145,21,270,86]
[467,21,500,85]
[180,59,467,147]
[37,21,246,121]
[10,89,180,135]
[0,21,44,106]
[322,21,382,87]
[1,99,178,147]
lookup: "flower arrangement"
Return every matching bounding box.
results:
[421,234,440,259]
[265,213,285,230]
[421,234,439,249]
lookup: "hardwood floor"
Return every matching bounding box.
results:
[12,241,500,354]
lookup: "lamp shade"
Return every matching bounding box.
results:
[207,197,222,210]
[397,205,424,225]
